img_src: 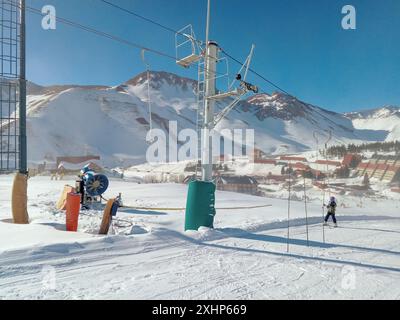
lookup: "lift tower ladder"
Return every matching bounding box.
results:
[196,57,206,177]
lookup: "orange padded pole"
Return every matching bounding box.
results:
[66,193,81,232]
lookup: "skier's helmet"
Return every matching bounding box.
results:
[330,196,336,203]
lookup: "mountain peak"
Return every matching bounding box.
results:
[243,91,313,121]
[346,105,400,120]
[123,71,197,91]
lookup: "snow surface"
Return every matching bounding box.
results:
[1,175,400,300]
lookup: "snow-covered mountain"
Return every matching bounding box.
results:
[345,106,400,142]
[24,72,200,167]
[1,71,398,167]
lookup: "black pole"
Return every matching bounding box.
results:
[287,162,291,253]
[303,175,309,246]
[19,0,27,174]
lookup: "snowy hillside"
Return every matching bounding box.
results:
[233,93,391,154]
[2,71,397,167]
[23,72,200,167]
[346,106,400,142]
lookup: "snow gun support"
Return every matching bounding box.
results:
[76,164,109,210]
[99,194,122,235]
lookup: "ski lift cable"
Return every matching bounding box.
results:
[221,49,349,141]
[93,0,346,137]
[4,0,230,81]
[0,0,174,60]
[97,0,203,45]
[14,0,276,100]
[96,0,249,75]
[96,0,258,76]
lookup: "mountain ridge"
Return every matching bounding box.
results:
[7,70,397,167]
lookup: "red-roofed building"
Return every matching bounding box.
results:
[315,160,342,167]
[356,159,400,183]
[56,155,103,173]
[342,154,362,168]
[265,174,287,183]
[392,187,400,193]
[292,162,310,170]
[255,159,277,165]
[56,155,100,167]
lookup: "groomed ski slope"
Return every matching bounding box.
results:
[0,175,400,300]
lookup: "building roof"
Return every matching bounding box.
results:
[357,162,400,173]
[292,162,310,170]
[358,162,369,169]
[216,175,258,185]
[315,160,342,167]
[280,156,307,162]
[342,154,361,166]
[371,155,398,161]
[255,159,277,164]
[58,161,103,171]
[56,155,100,167]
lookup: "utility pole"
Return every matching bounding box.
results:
[19,0,27,174]
[201,0,217,182]
[202,41,217,181]
[179,0,257,231]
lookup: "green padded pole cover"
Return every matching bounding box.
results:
[185,180,216,231]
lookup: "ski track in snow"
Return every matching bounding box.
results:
[0,176,400,299]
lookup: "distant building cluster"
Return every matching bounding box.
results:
[355,155,400,183]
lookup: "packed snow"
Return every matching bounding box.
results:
[1,175,400,300]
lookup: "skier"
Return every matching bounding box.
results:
[323,196,338,227]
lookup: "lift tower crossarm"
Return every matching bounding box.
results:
[211,45,257,128]
[212,91,247,128]
[229,44,255,90]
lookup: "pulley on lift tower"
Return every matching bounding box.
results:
[236,74,259,94]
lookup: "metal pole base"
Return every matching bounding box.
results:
[185,180,216,231]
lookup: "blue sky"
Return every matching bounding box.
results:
[26,0,400,112]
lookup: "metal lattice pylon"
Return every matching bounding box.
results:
[0,0,26,173]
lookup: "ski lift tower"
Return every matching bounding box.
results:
[176,0,258,231]
[0,0,29,224]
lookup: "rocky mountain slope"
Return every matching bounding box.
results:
[1,71,397,167]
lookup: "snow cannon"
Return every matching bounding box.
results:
[76,164,109,209]
[82,171,109,197]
